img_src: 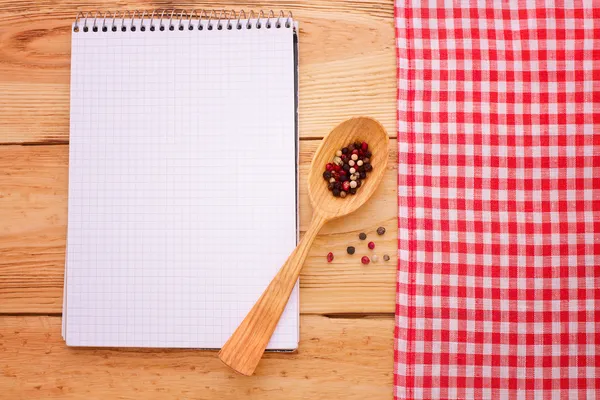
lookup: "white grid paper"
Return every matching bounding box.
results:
[64,19,298,349]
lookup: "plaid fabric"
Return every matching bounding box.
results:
[395,2,600,399]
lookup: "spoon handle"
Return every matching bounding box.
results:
[219,212,327,375]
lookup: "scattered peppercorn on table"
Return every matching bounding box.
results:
[0,1,397,399]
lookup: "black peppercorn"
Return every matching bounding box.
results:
[342,147,349,154]
[347,246,355,255]
[328,182,335,191]
[364,163,372,172]
[334,182,342,190]
[349,187,357,195]
[323,171,332,180]
[356,180,362,188]
[359,232,367,240]
[360,171,367,179]
[377,226,386,235]
[365,151,372,158]
[343,163,350,172]
[348,144,355,152]
[332,188,341,197]
[358,165,365,173]
[354,141,362,149]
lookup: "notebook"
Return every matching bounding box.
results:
[63,9,299,350]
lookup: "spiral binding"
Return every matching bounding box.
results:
[73,9,293,32]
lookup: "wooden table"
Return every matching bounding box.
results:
[0,1,397,398]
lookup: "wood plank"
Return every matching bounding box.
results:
[0,0,396,144]
[0,141,397,315]
[0,315,394,399]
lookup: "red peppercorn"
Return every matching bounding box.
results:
[361,142,368,151]
[326,163,334,171]
[342,181,350,191]
[341,154,348,162]
[361,256,370,265]
[368,241,375,249]
[333,164,341,172]
[352,149,359,155]
[327,252,334,263]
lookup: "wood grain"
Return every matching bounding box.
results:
[0,0,398,396]
[0,0,396,144]
[0,315,394,399]
[0,141,397,315]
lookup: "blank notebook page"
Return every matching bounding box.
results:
[65,18,298,349]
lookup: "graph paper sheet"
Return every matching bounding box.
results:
[64,19,299,349]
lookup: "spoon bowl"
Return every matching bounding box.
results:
[219,117,389,376]
[308,117,389,218]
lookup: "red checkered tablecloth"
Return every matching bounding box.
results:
[395,2,600,399]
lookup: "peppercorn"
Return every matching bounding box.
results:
[372,254,379,263]
[363,157,370,163]
[323,141,373,199]
[383,254,390,262]
[368,241,375,250]
[359,232,367,240]
[365,151,372,158]
[361,256,370,265]
[347,246,355,255]
[327,252,334,262]
[377,227,386,235]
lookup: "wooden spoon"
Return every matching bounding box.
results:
[218,117,389,375]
